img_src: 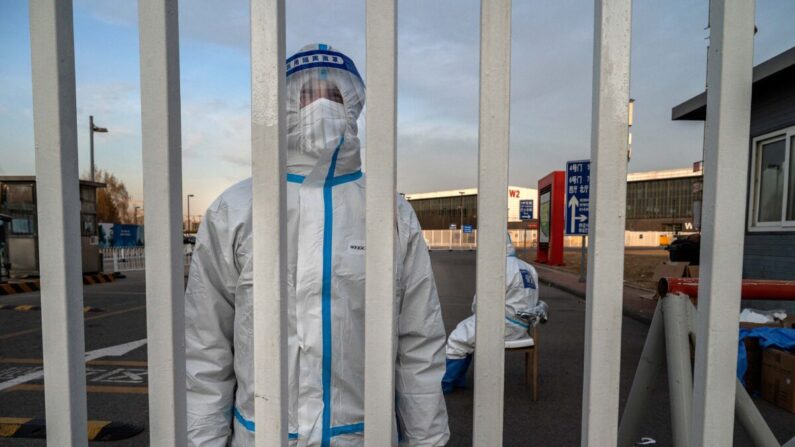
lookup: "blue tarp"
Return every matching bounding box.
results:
[737,327,795,385]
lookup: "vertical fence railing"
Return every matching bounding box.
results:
[138,0,187,444]
[250,0,289,445]
[691,0,755,445]
[364,0,398,445]
[581,0,632,445]
[472,0,512,444]
[25,1,760,445]
[28,1,88,444]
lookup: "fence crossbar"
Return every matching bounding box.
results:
[28,1,88,444]
[691,0,755,444]
[581,0,632,445]
[364,0,398,445]
[472,0,512,445]
[250,0,289,445]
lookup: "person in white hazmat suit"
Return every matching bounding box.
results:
[442,235,547,393]
[185,44,449,446]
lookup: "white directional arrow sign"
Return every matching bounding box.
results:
[566,160,590,235]
[568,195,580,233]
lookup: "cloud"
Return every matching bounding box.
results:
[181,98,251,168]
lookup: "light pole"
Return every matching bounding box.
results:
[134,206,141,225]
[186,194,195,233]
[459,191,465,229]
[89,115,108,182]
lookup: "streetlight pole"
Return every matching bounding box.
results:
[89,115,108,182]
[186,194,195,233]
[134,206,141,225]
[459,191,465,229]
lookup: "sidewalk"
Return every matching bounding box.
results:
[530,261,658,324]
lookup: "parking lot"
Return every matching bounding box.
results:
[1,251,793,445]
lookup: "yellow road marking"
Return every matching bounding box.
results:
[86,420,111,440]
[8,384,148,394]
[0,418,33,424]
[0,358,147,367]
[0,417,32,437]
[14,305,37,311]
[0,305,146,340]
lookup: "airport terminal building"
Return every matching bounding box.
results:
[625,165,703,232]
[404,186,538,230]
[406,165,704,235]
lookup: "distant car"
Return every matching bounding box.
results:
[183,234,196,245]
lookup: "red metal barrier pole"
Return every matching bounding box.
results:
[659,278,795,301]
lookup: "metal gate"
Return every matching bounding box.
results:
[27,0,755,445]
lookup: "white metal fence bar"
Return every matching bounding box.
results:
[472,0,511,444]
[691,0,755,444]
[138,0,187,444]
[28,1,88,444]
[364,0,398,445]
[250,0,288,444]
[581,0,632,445]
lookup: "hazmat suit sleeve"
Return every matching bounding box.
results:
[185,200,239,447]
[395,205,450,446]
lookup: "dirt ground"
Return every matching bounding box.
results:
[517,247,670,291]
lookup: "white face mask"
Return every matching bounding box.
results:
[300,98,347,156]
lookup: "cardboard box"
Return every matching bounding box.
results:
[740,315,795,330]
[741,318,795,394]
[761,348,795,413]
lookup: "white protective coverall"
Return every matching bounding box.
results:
[442,237,541,392]
[185,44,449,447]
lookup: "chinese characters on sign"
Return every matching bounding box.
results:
[519,199,534,221]
[565,160,590,235]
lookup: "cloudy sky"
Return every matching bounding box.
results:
[1,0,794,215]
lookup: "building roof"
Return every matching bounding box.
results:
[404,167,703,200]
[0,175,105,189]
[672,46,795,121]
[627,166,702,182]
[404,186,537,201]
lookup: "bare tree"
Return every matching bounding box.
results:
[82,168,133,223]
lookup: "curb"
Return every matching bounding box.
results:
[0,417,143,440]
[0,274,115,296]
[0,305,105,313]
[537,273,654,326]
[0,281,39,296]
[83,273,115,285]
[0,304,40,312]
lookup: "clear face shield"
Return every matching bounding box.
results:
[285,45,366,173]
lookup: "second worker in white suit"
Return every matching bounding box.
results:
[442,235,547,393]
[185,44,449,447]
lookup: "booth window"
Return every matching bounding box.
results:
[10,215,34,235]
[81,213,97,237]
[749,125,795,231]
[1,183,35,211]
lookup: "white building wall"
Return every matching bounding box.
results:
[404,185,538,223]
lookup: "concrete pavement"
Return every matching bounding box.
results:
[431,251,795,446]
[1,253,793,445]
